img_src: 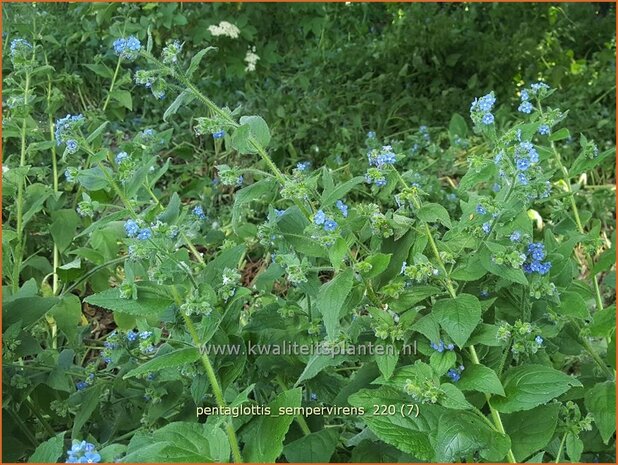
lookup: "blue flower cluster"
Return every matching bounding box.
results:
[193,205,207,220]
[213,129,225,139]
[66,440,101,463]
[430,340,455,352]
[470,92,496,126]
[419,125,430,142]
[538,124,551,135]
[55,114,85,149]
[336,200,348,217]
[124,219,152,241]
[518,82,551,114]
[365,145,396,187]
[314,210,337,232]
[10,38,32,57]
[296,161,311,172]
[76,373,94,391]
[115,151,130,165]
[522,242,552,275]
[112,36,141,61]
[447,365,465,382]
[513,140,540,186]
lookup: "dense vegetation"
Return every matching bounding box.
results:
[2,2,616,463]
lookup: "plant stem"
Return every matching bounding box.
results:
[102,57,122,112]
[171,287,242,463]
[469,346,517,463]
[12,69,31,293]
[555,432,567,463]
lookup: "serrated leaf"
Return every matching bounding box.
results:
[433,294,481,348]
[457,364,505,396]
[584,381,616,444]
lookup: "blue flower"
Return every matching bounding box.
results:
[430,340,445,352]
[530,82,550,94]
[517,173,529,186]
[367,131,376,139]
[516,157,530,171]
[137,228,152,241]
[482,222,491,234]
[113,36,141,61]
[520,89,530,101]
[492,183,501,192]
[510,231,521,242]
[274,209,285,217]
[193,205,206,220]
[310,392,318,401]
[476,204,487,215]
[528,148,539,164]
[139,331,153,340]
[535,335,544,345]
[126,331,138,342]
[313,210,326,226]
[478,93,496,112]
[296,161,311,171]
[518,101,533,114]
[323,219,338,232]
[528,242,546,261]
[336,200,349,217]
[212,130,225,139]
[480,289,490,299]
[10,38,32,57]
[66,441,101,464]
[447,368,461,382]
[481,113,494,125]
[374,177,387,187]
[115,151,129,165]
[124,219,140,238]
[538,124,551,135]
[66,139,79,154]
[400,261,407,275]
[76,381,88,391]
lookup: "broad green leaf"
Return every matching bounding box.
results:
[111,89,132,111]
[321,176,365,206]
[457,364,505,396]
[232,115,271,154]
[123,422,229,462]
[376,345,399,380]
[502,404,560,461]
[548,127,570,142]
[77,166,111,191]
[283,428,339,463]
[480,244,528,285]
[434,410,510,462]
[124,348,200,379]
[316,269,354,339]
[232,178,277,232]
[566,432,583,462]
[243,388,302,462]
[278,207,325,257]
[493,364,582,413]
[187,47,217,77]
[449,113,468,139]
[417,202,452,228]
[360,253,392,279]
[429,350,456,376]
[50,209,81,252]
[83,63,113,78]
[559,290,590,320]
[163,89,194,122]
[584,381,616,444]
[3,296,59,329]
[432,294,481,347]
[29,432,65,463]
[70,384,105,440]
[349,386,441,460]
[439,383,474,410]
[295,354,345,386]
[84,288,174,317]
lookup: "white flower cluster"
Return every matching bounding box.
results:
[208,21,241,39]
[244,46,260,72]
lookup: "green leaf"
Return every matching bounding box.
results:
[29,432,65,463]
[548,127,570,142]
[559,290,590,320]
[360,253,392,279]
[123,422,229,462]
[432,294,481,347]
[283,429,339,463]
[566,432,583,462]
[83,63,113,78]
[76,166,111,191]
[159,192,181,224]
[417,202,452,229]
[232,178,277,233]
[232,115,271,154]
[493,364,582,413]
[163,89,194,122]
[70,384,105,439]
[111,89,132,111]
[49,295,82,339]
[124,348,200,379]
[243,388,302,462]
[449,113,468,139]
[584,381,616,444]
[457,364,505,396]
[84,288,174,317]
[429,350,456,376]
[434,410,510,462]
[277,207,325,257]
[439,383,474,410]
[321,176,365,206]
[348,386,441,460]
[502,404,560,462]
[328,237,349,271]
[3,296,59,329]
[376,345,399,380]
[411,313,440,343]
[50,209,81,252]
[186,47,217,78]
[295,354,345,386]
[316,269,354,339]
[480,244,528,285]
